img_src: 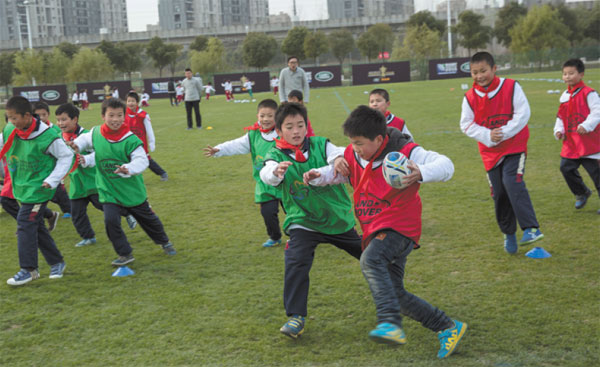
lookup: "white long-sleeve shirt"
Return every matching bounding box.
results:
[307,146,454,186]
[553,89,600,159]
[128,108,155,152]
[213,129,278,157]
[0,122,73,189]
[460,78,531,148]
[73,127,148,177]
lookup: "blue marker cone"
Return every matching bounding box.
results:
[112,266,135,277]
[525,247,551,259]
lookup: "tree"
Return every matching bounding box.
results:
[555,4,581,46]
[393,24,445,80]
[119,43,143,79]
[328,29,354,66]
[582,3,600,41]
[145,37,175,77]
[407,10,446,35]
[13,50,44,86]
[366,23,395,57]
[242,32,278,70]
[510,5,570,69]
[189,37,227,77]
[97,40,124,71]
[165,43,183,76]
[281,26,309,59]
[0,52,15,99]
[357,31,379,62]
[494,2,528,47]
[303,31,329,65]
[190,35,209,52]
[43,48,69,84]
[56,41,81,58]
[67,47,114,82]
[453,10,492,56]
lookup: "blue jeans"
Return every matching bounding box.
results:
[360,230,452,332]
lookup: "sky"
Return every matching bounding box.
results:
[126,0,494,33]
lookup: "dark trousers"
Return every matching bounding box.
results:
[16,202,63,270]
[103,201,169,256]
[560,157,600,197]
[50,183,71,214]
[260,199,282,241]
[71,194,131,240]
[487,153,539,234]
[185,100,201,128]
[284,228,362,317]
[361,230,453,332]
[149,158,167,176]
[2,196,53,220]
[168,92,177,106]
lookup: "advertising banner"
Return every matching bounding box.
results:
[351,62,411,85]
[13,84,69,105]
[213,72,270,94]
[76,81,132,103]
[143,76,185,99]
[302,65,342,88]
[428,58,471,80]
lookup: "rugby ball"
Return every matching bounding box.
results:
[383,151,411,189]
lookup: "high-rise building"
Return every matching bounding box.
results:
[158,0,268,30]
[99,0,128,34]
[61,0,102,36]
[327,0,414,19]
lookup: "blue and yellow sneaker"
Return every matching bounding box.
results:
[437,320,467,359]
[575,190,591,209]
[280,315,305,339]
[368,322,407,345]
[262,239,281,248]
[519,228,544,246]
[504,233,518,254]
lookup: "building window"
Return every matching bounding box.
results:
[174,14,180,22]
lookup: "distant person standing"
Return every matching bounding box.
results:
[278,56,309,104]
[182,68,203,130]
[168,79,177,106]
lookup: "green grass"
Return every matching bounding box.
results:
[1,71,599,366]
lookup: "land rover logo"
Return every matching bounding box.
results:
[42,90,60,101]
[315,71,334,82]
[460,62,470,73]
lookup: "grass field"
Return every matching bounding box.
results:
[1,70,599,366]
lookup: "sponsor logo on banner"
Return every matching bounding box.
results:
[437,62,458,75]
[42,90,60,101]
[315,71,334,82]
[460,62,470,73]
[367,66,395,82]
[20,91,40,102]
[152,82,169,94]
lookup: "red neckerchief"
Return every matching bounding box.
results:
[567,81,585,122]
[100,122,130,141]
[62,125,81,142]
[384,111,391,117]
[0,117,37,161]
[244,121,275,134]
[126,107,138,117]
[275,137,307,162]
[353,135,389,205]
[473,76,501,122]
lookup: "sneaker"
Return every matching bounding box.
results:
[262,239,281,247]
[160,173,169,181]
[186,127,192,130]
[49,262,66,279]
[111,254,135,267]
[125,215,137,230]
[162,242,177,255]
[368,322,407,345]
[7,268,40,286]
[62,213,71,219]
[280,315,305,339]
[437,320,467,359]
[197,126,202,129]
[504,233,518,254]
[575,190,592,209]
[519,228,544,246]
[75,238,96,247]
[47,211,60,232]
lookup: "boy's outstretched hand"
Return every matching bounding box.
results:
[274,161,293,178]
[203,145,219,157]
[401,161,422,188]
[333,157,350,177]
[303,169,321,184]
[114,165,130,175]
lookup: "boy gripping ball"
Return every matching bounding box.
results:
[554,58,600,212]
[460,51,543,254]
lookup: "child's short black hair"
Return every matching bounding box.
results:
[369,88,390,102]
[343,105,387,140]
[32,101,50,113]
[55,103,80,119]
[6,96,33,116]
[101,98,126,115]
[257,99,278,112]
[287,89,303,101]
[185,68,192,72]
[563,58,584,73]
[275,102,307,130]
[470,51,495,67]
[127,91,140,103]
